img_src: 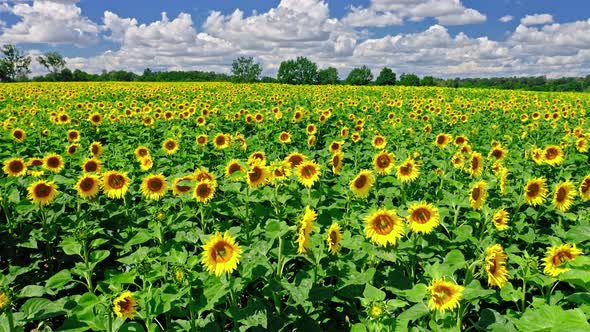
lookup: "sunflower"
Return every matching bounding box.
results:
[330,152,344,174]
[296,206,317,254]
[543,243,583,277]
[575,137,588,153]
[373,151,395,175]
[82,158,102,173]
[371,135,387,149]
[484,244,509,288]
[11,128,26,142]
[162,138,179,155]
[196,134,208,146]
[326,223,342,254]
[194,168,216,183]
[67,130,80,143]
[434,134,452,149]
[134,146,150,160]
[396,158,419,183]
[407,202,440,234]
[492,208,510,231]
[89,142,104,158]
[428,278,464,312]
[328,141,344,154]
[102,170,131,199]
[66,144,80,155]
[248,151,266,165]
[580,175,590,201]
[3,158,27,177]
[27,157,44,167]
[552,181,576,212]
[296,161,321,188]
[246,163,270,188]
[172,176,193,196]
[350,170,375,198]
[278,131,291,143]
[531,147,545,165]
[454,135,468,146]
[469,180,488,210]
[499,168,509,196]
[139,157,153,172]
[451,152,464,169]
[140,174,168,200]
[43,153,64,173]
[466,152,484,177]
[364,209,404,247]
[201,231,241,276]
[75,174,101,199]
[113,291,137,320]
[213,133,230,149]
[89,113,102,125]
[27,180,58,206]
[306,123,317,135]
[193,180,216,204]
[543,145,564,166]
[225,159,245,180]
[488,145,508,161]
[307,135,316,146]
[270,162,291,184]
[523,177,548,206]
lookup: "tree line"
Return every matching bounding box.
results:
[1,44,589,92]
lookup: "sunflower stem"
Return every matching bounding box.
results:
[107,311,113,332]
[7,310,15,332]
[199,204,206,233]
[521,277,527,312]
[277,234,283,279]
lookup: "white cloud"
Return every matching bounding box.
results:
[0,0,100,46]
[342,0,486,27]
[499,15,513,23]
[520,13,554,26]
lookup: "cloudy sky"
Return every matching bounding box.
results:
[0,0,589,78]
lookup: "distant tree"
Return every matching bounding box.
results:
[260,76,277,83]
[346,65,373,85]
[317,67,339,84]
[420,76,435,86]
[375,67,396,85]
[58,68,73,81]
[231,56,262,83]
[277,56,318,84]
[0,44,32,82]
[72,69,91,81]
[398,73,420,86]
[37,51,66,74]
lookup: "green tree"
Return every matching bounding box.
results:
[398,73,420,86]
[37,51,66,74]
[420,76,435,86]
[375,67,396,85]
[345,65,373,85]
[0,44,32,82]
[317,67,339,84]
[231,56,262,83]
[277,56,318,84]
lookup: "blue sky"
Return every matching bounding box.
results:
[1,0,589,78]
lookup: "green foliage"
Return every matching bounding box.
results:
[231,56,262,83]
[317,67,339,85]
[36,52,66,74]
[277,56,318,84]
[398,73,420,86]
[345,65,373,85]
[375,67,396,86]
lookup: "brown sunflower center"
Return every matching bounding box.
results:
[9,161,24,173]
[431,285,453,305]
[400,164,412,175]
[301,165,316,178]
[13,131,23,139]
[437,136,445,144]
[354,175,368,189]
[377,155,390,168]
[329,230,339,246]
[31,159,43,166]
[249,167,262,181]
[471,187,481,201]
[34,183,52,198]
[552,250,574,266]
[331,143,340,150]
[527,183,540,197]
[138,148,148,157]
[197,137,206,144]
[215,136,226,145]
[556,187,568,202]
[373,214,394,235]
[545,148,558,160]
[228,163,242,175]
[69,132,78,140]
[80,177,95,191]
[147,178,163,192]
[85,161,98,172]
[470,156,479,170]
[280,133,289,141]
[165,141,176,150]
[212,241,233,263]
[492,149,503,159]
[581,179,590,194]
[47,157,61,168]
[412,207,431,224]
[118,297,134,313]
[108,174,125,189]
[91,145,100,154]
[288,155,303,168]
[196,183,212,198]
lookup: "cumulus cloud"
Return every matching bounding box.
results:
[0,0,101,46]
[342,0,486,27]
[520,13,554,26]
[499,15,513,23]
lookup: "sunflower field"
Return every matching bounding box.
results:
[0,82,589,331]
